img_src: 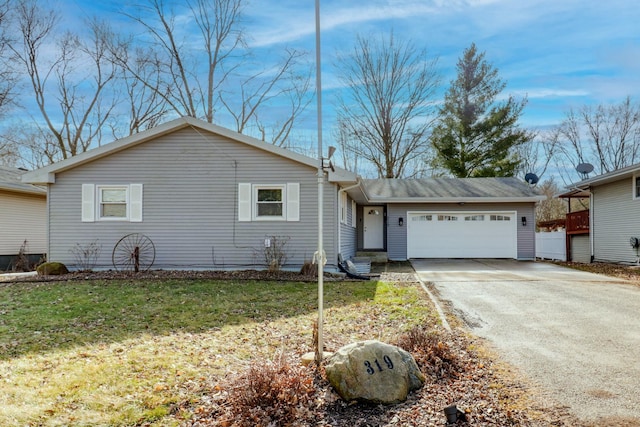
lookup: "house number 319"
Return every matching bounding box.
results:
[364,355,394,375]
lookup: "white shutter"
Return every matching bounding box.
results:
[81,184,95,222]
[340,192,347,223]
[129,184,143,222]
[286,183,300,222]
[351,199,357,228]
[238,183,252,222]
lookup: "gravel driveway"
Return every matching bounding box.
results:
[412,259,640,425]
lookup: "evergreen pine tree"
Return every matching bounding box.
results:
[430,43,533,177]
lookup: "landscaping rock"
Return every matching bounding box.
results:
[325,340,425,404]
[36,262,69,276]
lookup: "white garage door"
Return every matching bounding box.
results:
[407,211,517,259]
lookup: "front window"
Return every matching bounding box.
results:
[635,176,640,199]
[99,187,127,219]
[255,186,284,219]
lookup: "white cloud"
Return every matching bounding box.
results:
[516,89,591,99]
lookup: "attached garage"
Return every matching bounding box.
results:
[407,211,517,259]
[346,177,545,261]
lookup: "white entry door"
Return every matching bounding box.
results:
[363,206,384,249]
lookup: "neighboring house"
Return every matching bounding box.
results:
[22,117,543,271]
[0,166,47,270]
[559,162,640,264]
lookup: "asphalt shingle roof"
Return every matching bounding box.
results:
[0,166,46,195]
[363,177,541,200]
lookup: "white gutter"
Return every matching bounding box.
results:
[337,179,363,258]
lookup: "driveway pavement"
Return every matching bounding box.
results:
[412,259,640,424]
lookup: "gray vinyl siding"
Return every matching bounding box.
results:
[571,235,591,263]
[339,194,357,259]
[48,127,338,271]
[591,178,640,263]
[386,203,536,261]
[0,190,47,256]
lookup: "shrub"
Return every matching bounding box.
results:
[394,326,462,381]
[69,240,102,271]
[11,240,33,272]
[222,355,317,426]
[255,235,290,272]
[299,260,317,276]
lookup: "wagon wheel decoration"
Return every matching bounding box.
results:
[112,233,155,272]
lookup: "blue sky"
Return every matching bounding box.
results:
[53,0,640,149]
[244,0,640,129]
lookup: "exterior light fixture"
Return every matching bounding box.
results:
[521,216,527,226]
[399,217,404,226]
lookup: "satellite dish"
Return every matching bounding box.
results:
[576,163,594,179]
[524,173,539,185]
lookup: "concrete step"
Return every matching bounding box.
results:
[356,251,388,263]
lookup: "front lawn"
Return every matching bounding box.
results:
[0,278,436,426]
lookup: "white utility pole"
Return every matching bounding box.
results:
[314,0,324,365]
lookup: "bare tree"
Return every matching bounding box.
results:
[121,0,240,121]
[535,178,567,223]
[335,32,440,178]
[107,38,171,137]
[9,1,119,163]
[516,130,556,180]
[2,124,53,169]
[220,49,313,146]
[122,0,311,144]
[0,0,16,118]
[553,97,640,181]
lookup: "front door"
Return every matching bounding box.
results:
[363,206,384,249]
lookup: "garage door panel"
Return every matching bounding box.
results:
[407,212,516,259]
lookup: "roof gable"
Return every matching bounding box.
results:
[22,117,356,184]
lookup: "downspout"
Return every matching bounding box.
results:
[337,179,363,259]
[589,187,594,262]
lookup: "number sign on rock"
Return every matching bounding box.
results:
[325,340,425,404]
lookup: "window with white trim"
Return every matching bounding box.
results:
[340,192,348,224]
[634,176,640,199]
[490,214,511,221]
[465,214,485,221]
[351,199,357,228]
[255,185,285,219]
[99,186,128,219]
[81,183,143,222]
[237,183,299,222]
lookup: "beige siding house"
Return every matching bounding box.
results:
[0,166,47,270]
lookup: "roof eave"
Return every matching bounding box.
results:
[366,196,545,204]
[570,163,640,188]
[0,183,47,196]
